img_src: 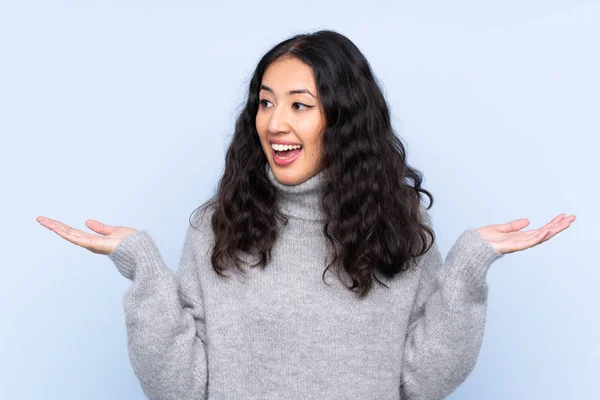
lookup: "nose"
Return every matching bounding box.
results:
[267,104,292,134]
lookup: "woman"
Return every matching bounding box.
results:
[37,30,575,400]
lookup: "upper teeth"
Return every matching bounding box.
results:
[271,143,302,151]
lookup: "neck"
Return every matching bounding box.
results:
[265,163,326,222]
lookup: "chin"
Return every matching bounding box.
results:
[271,165,311,186]
[274,172,302,186]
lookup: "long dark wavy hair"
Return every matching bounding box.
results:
[190,29,436,298]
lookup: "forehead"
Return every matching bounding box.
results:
[261,57,317,92]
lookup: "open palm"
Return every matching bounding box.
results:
[36,216,138,255]
[476,213,576,255]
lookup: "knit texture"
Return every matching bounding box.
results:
[107,163,504,400]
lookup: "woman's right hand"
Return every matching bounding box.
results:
[36,216,139,255]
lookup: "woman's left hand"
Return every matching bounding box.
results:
[475,213,576,255]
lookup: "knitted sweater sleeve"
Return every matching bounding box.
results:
[399,207,504,400]
[106,222,208,400]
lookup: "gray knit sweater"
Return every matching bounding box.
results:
[107,164,504,400]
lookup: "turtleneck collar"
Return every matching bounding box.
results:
[265,163,327,222]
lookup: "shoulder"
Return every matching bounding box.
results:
[414,201,441,265]
[186,198,218,252]
[417,201,434,227]
[190,199,217,227]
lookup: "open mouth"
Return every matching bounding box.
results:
[272,146,303,165]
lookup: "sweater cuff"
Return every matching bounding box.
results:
[445,228,504,287]
[107,230,163,281]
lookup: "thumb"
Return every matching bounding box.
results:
[85,219,117,236]
[497,218,530,233]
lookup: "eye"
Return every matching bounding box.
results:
[259,99,272,108]
[292,102,312,111]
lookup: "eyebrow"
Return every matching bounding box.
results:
[260,84,316,98]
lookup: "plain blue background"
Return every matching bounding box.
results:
[2,1,597,399]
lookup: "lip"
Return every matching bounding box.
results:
[269,139,303,146]
[272,147,303,166]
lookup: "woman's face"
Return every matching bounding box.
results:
[256,56,326,186]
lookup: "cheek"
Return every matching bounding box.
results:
[305,141,323,160]
[301,119,325,146]
[308,131,325,153]
[255,112,267,133]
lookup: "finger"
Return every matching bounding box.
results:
[516,213,573,237]
[37,217,86,236]
[51,224,99,249]
[536,229,553,245]
[539,214,566,231]
[517,217,574,248]
[38,217,93,237]
[534,214,575,237]
[37,216,70,231]
[521,223,556,240]
[538,217,575,244]
[512,228,552,251]
[85,219,117,236]
[495,218,530,233]
[519,228,549,241]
